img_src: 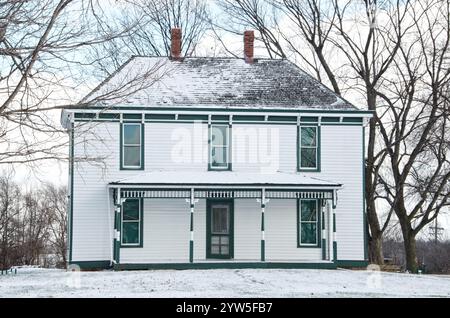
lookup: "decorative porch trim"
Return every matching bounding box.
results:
[119,189,334,200]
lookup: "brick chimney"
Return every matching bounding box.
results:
[244,30,255,63]
[171,28,182,61]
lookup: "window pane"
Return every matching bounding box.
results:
[211,245,220,254]
[212,207,229,234]
[124,124,141,145]
[211,147,228,167]
[212,126,227,146]
[124,146,141,167]
[301,148,317,168]
[123,222,139,244]
[301,127,316,147]
[301,223,317,244]
[123,200,139,221]
[221,245,229,255]
[301,200,317,221]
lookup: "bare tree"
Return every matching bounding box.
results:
[42,184,67,267]
[92,0,210,75]
[0,171,21,269]
[215,0,450,271]
[373,0,450,272]
[0,0,164,169]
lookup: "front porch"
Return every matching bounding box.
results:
[108,171,341,269]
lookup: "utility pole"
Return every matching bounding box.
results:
[429,218,444,244]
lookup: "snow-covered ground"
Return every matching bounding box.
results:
[0,267,449,298]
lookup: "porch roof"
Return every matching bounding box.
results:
[109,171,341,189]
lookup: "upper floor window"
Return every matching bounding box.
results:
[210,125,230,170]
[298,126,319,171]
[121,123,144,170]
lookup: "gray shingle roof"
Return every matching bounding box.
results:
[85,56,358,110]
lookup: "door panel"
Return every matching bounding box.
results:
[207,200,234,259]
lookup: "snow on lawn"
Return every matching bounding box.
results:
[0,267,449,298]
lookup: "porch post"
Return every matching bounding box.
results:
[113,188,121,265]
[188,188,198,263]
[321,200,326,260]
[327,200,333,261]
[332,190,337,261]
[259,188,268,262]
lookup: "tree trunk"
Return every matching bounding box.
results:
[368,231,384,265]
[403,231,418,273]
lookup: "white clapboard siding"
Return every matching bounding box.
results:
[120,199,190,263]
[265,199,322,261]
[234,199,261,260]
[232,124,295,174]
[72,120,364,263]
[320,125,364,260]
[146,123,208,171]
[193,200,207,261]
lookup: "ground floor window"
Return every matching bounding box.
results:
[298,199,320,247]
[121,199,142,247]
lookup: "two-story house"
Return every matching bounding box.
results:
[61,29,372,270]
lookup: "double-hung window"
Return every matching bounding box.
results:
[122,123,143,169]
[298,199,319,247]
[121,199,142,247]
[299,126,319,171]
[210,125,230,170]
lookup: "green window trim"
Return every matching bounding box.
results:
[121,198,143,248]
[120,123,145,170]
[298,125,321,172]
[209,124,232,171]
[297,199,321,248]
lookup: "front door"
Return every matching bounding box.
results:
[207,200,233,259]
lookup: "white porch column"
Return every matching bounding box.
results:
[187,188,198,263]
[113,188,122,265]
[327,201,333,261]
[332,190,337,261]
[257,189,269,262]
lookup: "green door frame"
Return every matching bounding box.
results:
[206,199,234,259]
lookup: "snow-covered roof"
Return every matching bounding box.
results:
[109,171,341,188]
[84,56,358,111]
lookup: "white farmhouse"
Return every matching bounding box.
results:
[61,29,372,270]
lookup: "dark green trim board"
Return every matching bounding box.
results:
[321,117,340,123]
[74,113,95,119]
[362,126,369,261]
[297,199,321,248]
[300,116,318,122]
[233,115,265,121]
[120,122,145,171]
[333,241,338,261]
[123,113,142,120]
[297,125,321,172]
[145,114,175,120]
[99,113,120,120]
[71,105,374,115]
[178,114,209,121]
[120,198,144,248]
[69,261,112,270]
[114,262,337,271]
[68,122,74,263]
[206,199,234,259]
[335,260,369,268]
[343,117,363,123]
